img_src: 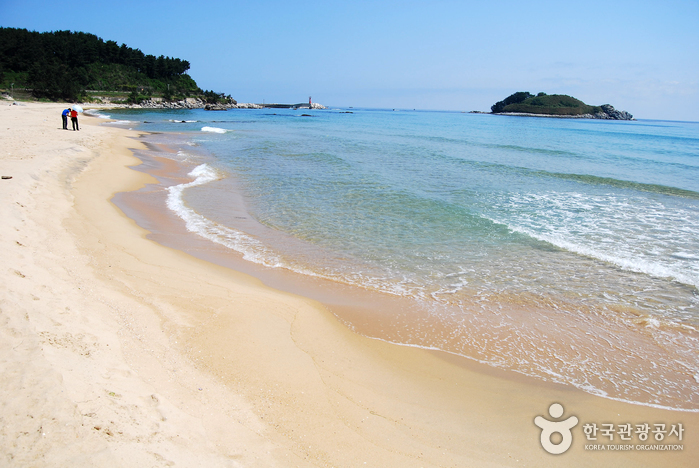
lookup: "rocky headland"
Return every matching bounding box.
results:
[497,104,634,120]
[489,92,634,120]
[114,97,327,111]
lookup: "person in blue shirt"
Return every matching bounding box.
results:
[61,108,70,130]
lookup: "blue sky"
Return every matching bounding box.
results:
[2,0,698,120]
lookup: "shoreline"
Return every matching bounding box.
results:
[475,111,636,120]
[117,124,698,412]
[77,99,328,111]
[1,101,695,466]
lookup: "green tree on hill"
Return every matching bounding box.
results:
[0,27,204,101]
[491,92,534,113]
[490,91,608,116]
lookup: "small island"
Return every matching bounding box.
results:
[488,92,633,120]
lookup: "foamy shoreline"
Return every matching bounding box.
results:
[1,100,696,466]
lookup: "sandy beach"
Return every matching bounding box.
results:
[1,100,696,467]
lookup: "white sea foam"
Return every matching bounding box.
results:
[84,109,111,119]
[201,126,227,134]
[501,222,698,288]
[486,192,699,289]
[106,120,136,125]
[164,166,419,297]
[175,150,196,163]
[165,164,282,268]
[363,335,699,412]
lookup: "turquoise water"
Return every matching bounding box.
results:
[101,107,699,409]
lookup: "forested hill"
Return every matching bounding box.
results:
[490,91,633,120]
[0,27,232,104]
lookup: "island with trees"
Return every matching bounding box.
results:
[489,91,633,120]
[0,27,236,107]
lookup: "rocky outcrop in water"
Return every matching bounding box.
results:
[490,92,634,120]
[593,104,633,120]
[498,106,635,120]
[123,98,326,111]
[130,98,254,110]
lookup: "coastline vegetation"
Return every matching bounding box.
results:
[0,27,234,105]
[491,91,603,115]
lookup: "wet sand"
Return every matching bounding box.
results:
[1,100,696,467]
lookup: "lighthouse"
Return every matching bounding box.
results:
[309,96,312,108]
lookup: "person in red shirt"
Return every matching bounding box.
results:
[70,108,79,131]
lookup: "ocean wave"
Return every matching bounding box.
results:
[85,109,111,119]
[175,150,197,163]
[105,120,136,125]
[482,190,699,289]
[481,193,699,288]
[165,165,424,297]
[541,171,699,199]
[362,335,698,412]
[503,221,698,288]
[165,164,283,267]
[201,126,227,134]
[437,154,699,199]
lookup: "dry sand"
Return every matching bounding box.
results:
[1,100,696,467]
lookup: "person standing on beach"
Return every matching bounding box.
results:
[70,108,79,131]
[62,108,70,130]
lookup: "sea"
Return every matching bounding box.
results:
[94,106,699,411]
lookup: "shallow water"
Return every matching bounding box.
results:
[102,107,699,410]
